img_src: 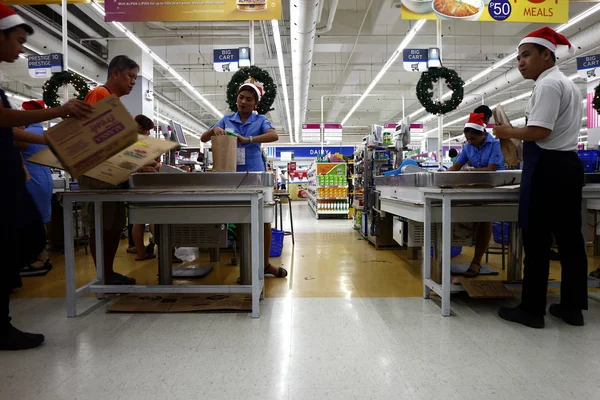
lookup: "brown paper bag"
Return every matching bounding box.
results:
[211,135,238,172]
[493,106,522,167]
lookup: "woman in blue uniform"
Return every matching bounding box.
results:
[202,83,287,278]
[448,113,505,277]
[21,100,53,275]
[0,5,92,350]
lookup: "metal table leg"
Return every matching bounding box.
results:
[239,223,251,285]
[288,199,295,245]
[64,198,77,317]
[507,222,523,282]
[423,198,432,299]
[441,196,452,317]
[250,196,263,318]
[157,224,172,285]
[94,202,105,300]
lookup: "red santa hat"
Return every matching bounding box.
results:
[518,27,573,54]
[464,113,486,132]
[22,99,45,110]
[0,3,33,34]
[238,82,263,102]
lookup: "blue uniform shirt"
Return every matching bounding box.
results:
[213,112,274,172]
[456,131,505,170]
[22,123,53,223]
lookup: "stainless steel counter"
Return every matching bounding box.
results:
[374,170,522,188]
[61,188,267,318]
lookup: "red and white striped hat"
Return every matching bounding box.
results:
[238,82,263,101]
[518,27,573,54]
[0,3,33,34]
[464,113,486,132]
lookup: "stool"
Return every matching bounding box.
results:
[274,193,295,245]
[485,222,506,270]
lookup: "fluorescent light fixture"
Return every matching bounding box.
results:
[4,90,29,102]
[409,4,600,120]
[271,19,294,144]
[90,1,222,119]
[341,19,426,126]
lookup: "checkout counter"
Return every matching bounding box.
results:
[374,170,600,316]
[61,171,275,319]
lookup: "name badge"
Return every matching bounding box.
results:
[237,147,246,165]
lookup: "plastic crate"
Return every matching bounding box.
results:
[492,222,509,245]
[430,246,462,258]
[578,150,599,173]
[270,228,285,257]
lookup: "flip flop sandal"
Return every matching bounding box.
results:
[127,247,137,254]
[265,264,288,278]
[112,272,136,285]
[20,262,51,277]
[464,262,482,278]
[135,254,157,262]
[172,255,184,264]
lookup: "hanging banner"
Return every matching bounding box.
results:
[104,0,282,22]
[401,0,568,23]
[323,123,343,143]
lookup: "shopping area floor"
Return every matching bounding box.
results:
[3,201,600,399]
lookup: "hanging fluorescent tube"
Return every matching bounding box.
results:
[409,3,600,120]
[271,19,294,144]
[89,1,222,119]
[340,20,426,126]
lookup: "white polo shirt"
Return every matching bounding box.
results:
[525,66,582,151]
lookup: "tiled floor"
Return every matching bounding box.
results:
[4,201,600,399]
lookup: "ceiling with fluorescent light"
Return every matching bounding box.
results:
[1,0,599,147]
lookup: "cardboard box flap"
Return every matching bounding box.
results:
[44,95,138,178]
[84,135,178,186]
[30,135,179,186]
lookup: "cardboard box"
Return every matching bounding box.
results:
[29,95,179,186]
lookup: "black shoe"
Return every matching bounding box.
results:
[498,306,545,329]
[549,304,584,326]
[0,325,45,351]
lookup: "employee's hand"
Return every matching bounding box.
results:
[60,99,93,119]
[139,166,158,173]
[213,126,227,136]
[493,124,512,139]
[236,134,250,144]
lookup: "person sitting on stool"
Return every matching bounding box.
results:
[448,112,505,277]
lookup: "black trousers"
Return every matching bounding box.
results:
[1,189,46,330]
[520,150,588,316]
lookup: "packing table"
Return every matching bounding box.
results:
[377,172,600,316]
[61,187,267,318]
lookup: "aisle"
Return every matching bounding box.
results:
[4,202,600,400]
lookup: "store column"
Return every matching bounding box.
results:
[108,42,154,117]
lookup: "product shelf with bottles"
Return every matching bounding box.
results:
[307,161,349,219]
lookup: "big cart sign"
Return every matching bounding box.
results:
[401,0,568,23]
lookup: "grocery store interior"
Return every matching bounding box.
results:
[3,0,600,399]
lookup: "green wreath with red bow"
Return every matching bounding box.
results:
[42,71,90,109]
[593,82,600,114]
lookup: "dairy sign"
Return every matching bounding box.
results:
[401,0,568,23]
[577,54,600,82]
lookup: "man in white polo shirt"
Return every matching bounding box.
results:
[494,27,586,329]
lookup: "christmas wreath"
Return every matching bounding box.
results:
[416,67,464,115]
[226,66,276,115]
[593,82,600,115]
[42,71,90,109]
